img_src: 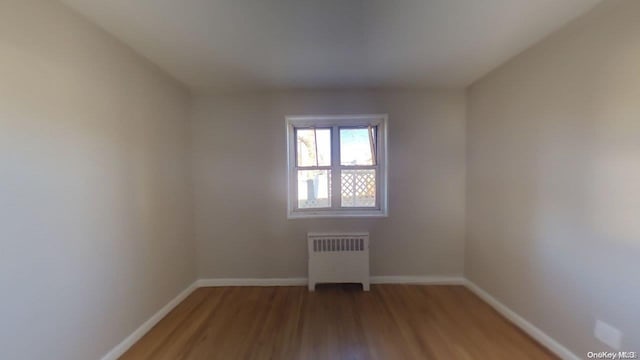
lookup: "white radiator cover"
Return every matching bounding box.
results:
[307,232,370,291]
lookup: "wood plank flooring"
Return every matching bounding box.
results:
[120,284,557,360]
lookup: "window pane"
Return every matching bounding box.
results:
[340,127,375,166]
[298,170,331,208]
[341,169,376,207]
[297,128,331,167]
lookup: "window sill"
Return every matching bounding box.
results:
[287,209,388,219]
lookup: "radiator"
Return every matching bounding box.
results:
[307,232,370,291]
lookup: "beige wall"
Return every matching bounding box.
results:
[192,89,466,278]
[467,0,640,355]
[0,1,195,359]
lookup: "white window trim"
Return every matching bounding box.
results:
[286,114,388,219]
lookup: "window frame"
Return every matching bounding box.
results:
[286,114,388,219]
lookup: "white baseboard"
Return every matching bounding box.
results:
[196,277,308,287]
[195,276,464,288]
[463,280,580,360]
[371,275,465,285]
[100,281,198,360]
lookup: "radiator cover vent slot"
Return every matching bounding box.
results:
[312,237,365,252]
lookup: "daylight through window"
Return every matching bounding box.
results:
[287,115,387,218]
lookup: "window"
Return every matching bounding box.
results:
[286,115,388,218]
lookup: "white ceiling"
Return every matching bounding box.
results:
[60,0,601,91]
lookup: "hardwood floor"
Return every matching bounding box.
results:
[120,284,557,360]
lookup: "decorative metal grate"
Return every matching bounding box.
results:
[341,169,376,207]
[311,237,365,252]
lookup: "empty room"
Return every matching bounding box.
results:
[2,0,639,359]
